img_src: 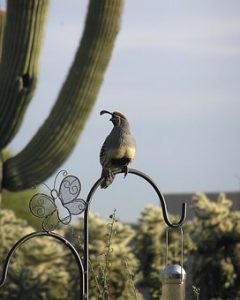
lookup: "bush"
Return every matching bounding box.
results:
[133,205,194,299]
[0,209,71,300]
[188,193,240,299]
[2,193,240,299]
[65,211,143,300]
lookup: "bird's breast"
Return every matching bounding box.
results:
[108,146,136,160]
[101,145,136,169]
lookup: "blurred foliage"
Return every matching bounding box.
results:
[1,150,42,230]
[1,193,240,299]
[188,193,240,299]
[133,205,194,299]
[0,209,70,300]
[2,189,42,230]
[65,212,143,300]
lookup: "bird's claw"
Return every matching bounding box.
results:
[106,169,114,181]
[110,171,115,181]
[101,169,115,188]
[122,166,129,178]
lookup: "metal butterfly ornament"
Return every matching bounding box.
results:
[29,171,86,232]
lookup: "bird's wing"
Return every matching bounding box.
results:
[100,133,117,168]
[100,138,108,167]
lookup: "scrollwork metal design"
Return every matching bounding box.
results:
[29,170,86,231]
[0,168,187,300]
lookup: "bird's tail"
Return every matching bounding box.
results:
[100,168,115,189]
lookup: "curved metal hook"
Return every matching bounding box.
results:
[0,231,84,299]
[83,168,187,299]
[86,168,187,227]
[127,169,187,227]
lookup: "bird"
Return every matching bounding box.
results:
[99,110,136,189]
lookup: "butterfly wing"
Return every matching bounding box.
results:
[30,193,59,231]
[59,175,81,204]
[29,193,56,218]
[64,199,86,215]
[43,211,59,232]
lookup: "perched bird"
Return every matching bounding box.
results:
[99,110,136,188]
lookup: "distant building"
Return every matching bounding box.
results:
[165,192,240,220]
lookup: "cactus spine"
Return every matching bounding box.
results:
[1,0,124,191]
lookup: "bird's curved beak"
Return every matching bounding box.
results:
[100,110,113,121]
[100,110,112,116]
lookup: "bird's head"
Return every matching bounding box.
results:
[100,110,128,127]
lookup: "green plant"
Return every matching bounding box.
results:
[122,257,140,300]
[99,210,118,299]
[2,187,41,230]
[133,205,194,299]
[0,9,5,58]
[1,150,42,229]
[188,193,240,299]
[0,209,71,299]
[0,0,124,192]
[65,212,142,299]
[192,285,200,300]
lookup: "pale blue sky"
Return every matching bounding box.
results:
[8,0,240,222]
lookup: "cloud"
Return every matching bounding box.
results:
[117,20,240,56]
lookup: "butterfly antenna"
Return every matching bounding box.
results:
[41,182,52,192]
[54,170,68,189]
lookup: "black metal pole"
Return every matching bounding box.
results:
[83,177,103,299]
[0,231,85,299]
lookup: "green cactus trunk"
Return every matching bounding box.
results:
[0,10,5,207]
[0,0,50,150]
[0,9,5,61]
[2,0,124,191]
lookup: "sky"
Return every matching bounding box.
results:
[6,0,240,222]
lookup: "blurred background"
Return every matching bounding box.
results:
[6,0,240,222]
[1,1,240,299]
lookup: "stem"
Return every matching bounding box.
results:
[123,257,139,300]
[101,209,117,299]
[89,259,103,297]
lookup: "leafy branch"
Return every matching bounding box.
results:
[100,209,117,299]
[192,285,200,300]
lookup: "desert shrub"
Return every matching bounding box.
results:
[133,205,194,299]
[65,211,143,300]
[0,209,71,300]
[188,193,240,299]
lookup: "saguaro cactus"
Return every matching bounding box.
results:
[0,0,124,191]
[0,9,5,60]
[0,0,51,149]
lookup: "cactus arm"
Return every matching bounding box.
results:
[0,10,6,207]
[0,0,50,150]
[0,9,6,61]
[3,0,124,191]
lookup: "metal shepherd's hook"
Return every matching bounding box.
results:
[83,168,187,299]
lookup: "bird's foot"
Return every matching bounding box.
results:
[122,166,129,178]
[101,168,115,189]
[107,169,114,181]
